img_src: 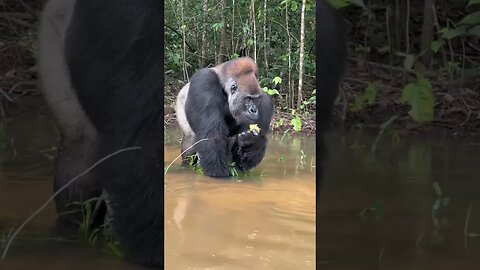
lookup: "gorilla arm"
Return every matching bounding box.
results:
[185,69,232,177]
[231,93,274,172]
[64,0,164,266]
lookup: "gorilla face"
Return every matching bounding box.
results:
[221,58,263,125]
[225,79,261,122]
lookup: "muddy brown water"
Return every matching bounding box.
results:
[0,108,316,270]
[164,129,316,270]
[319,130,480,270]
[1,107,480,269]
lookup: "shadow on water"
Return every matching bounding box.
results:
[164,128,316,270]
[319,129,480,270]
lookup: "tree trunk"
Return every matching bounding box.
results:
[263,0,268,72]
[180,0,188,81]
[296,0,306,110]
[250,0,257,62]
[286,4,292,109]
[420,0,435,66]
[201,0,208,67]
[217,0,227,64]
[231,0,235,57]
[394,0,401,51]
[405,0,410,55]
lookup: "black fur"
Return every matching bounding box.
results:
[186,69,231,177]
[231,94,273,172]
[316,0,347,133]
[185,68,274,177]
[316,0,347,204]
[65,0,164,267]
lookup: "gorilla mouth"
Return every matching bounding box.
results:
[244,111,258,120]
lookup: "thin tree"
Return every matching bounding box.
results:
[180,0,189,81]
[217,0,227,64]
[263,0,268,72]
[231,0,235,57]
[420,0,435,66]
[286,2,292,108]
[201,0,208,67]
[296,0,306,110]
[250,0,257,62]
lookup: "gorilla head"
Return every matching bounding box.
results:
[215,57,262,125]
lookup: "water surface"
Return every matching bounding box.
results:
[2,104,479,270]
[0,107,316,269]
[319,130,480,270]
[164,129,316,270]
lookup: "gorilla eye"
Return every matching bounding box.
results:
[230,84,238,94]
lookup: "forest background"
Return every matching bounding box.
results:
[0,0,479,138]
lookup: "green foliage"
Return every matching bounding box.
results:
[262,87,279,96]
[351,83,377,112]
[460,11,480,25]
[64,196,124,258]
[211,22,224,31]
[326,0,365,9]
[401,77,434,124]
[272,76,282,85]
[468,0,480,6]
[290,114,302,132]
[229,162,239,177]
[326,0,349,9]
[332,0,479,131]
[430,40,444,53]
[440,27,467,40]
[300,89,316,110]
[280,0,299,12]
[430,2,480,62]
[187,154,244,178]
[275,118,285,129]
[187,154,204,174]
[262,76,282,96]
[165,0,316,112]
[65,197,99,241]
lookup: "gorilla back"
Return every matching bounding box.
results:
[39,0,164,267]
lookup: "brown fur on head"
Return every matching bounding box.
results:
[220,57,261,95]
[214,57,263,123]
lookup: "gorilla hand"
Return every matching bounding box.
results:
[231,129,267,172]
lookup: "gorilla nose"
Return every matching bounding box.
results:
[248,106,258,119]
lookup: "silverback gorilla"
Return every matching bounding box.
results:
[37,0,345,268]
[176,57,274,177]
[39,0,163,267]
